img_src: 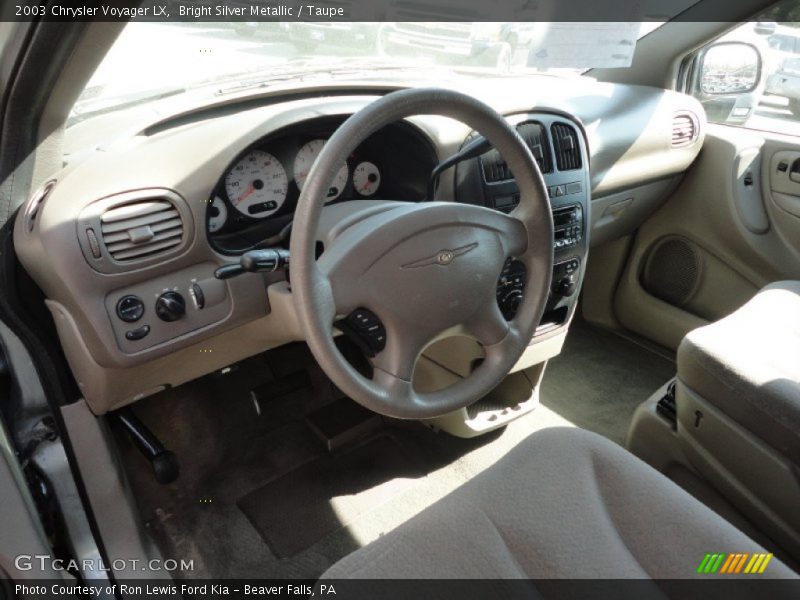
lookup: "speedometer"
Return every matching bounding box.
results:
[224,150,288,218]
[293,139,349,202]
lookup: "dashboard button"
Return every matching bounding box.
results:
[190,283,205,310]
[155,291,186,322]
[116,295,145,323]
[125,325,150,341]
[554,276,577,298]
[337,308,386,356]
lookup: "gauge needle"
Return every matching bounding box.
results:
[236,183,255,205]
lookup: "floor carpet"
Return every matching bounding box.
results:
[238,435,422,558]
[541,319,675,444]
[115,321,674,579]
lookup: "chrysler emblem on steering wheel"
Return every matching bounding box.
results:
[401,242,479,269]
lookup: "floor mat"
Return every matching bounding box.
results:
[540,319,676,444]
[238,435,423,558]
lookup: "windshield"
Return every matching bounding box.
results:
[72,21,663,120]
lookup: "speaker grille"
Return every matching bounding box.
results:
[641,237,701,307]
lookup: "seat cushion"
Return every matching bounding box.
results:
[678,281,800,463]
[321,427,796,580]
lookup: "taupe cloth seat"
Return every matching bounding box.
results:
[321,427,797,580]
[678,281,800,464]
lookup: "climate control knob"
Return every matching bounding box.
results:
[554,276,577,298]
[502,289,523,314]
[155,291,186,322]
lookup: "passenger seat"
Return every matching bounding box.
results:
[676,281,800,561]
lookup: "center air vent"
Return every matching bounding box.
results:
[672,112,699,148]
[481,121,553,183]
[101,198,184,261]
[551,123,582,171]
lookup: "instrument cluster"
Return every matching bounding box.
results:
[207,116,437,255]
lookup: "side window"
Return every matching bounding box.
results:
[688,3,800,134]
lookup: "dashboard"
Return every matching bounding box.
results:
[14,76,706,414]
[207,117,437,254]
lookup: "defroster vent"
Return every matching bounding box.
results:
[101,198,185,261]
[551,123,582,171]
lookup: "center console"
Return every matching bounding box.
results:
[420,113,590,437]
[455,113,591,336]
[496,203,584,322]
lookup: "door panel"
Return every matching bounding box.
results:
[613,123,800,350]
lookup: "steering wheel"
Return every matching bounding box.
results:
[289,88,553,419]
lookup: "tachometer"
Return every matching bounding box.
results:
[207,196,228,233]
[353,161,381,197]
[293,139,348,202]
[224,150,288,218]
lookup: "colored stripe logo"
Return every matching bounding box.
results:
[696,552,773,574]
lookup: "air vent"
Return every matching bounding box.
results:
[551,123,582,171]
[482,149,512,183]
[518,122,553,174]
[672,112,698,148]
[100,198,184,261]
[481,122,553,183]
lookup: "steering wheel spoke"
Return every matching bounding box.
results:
[370,325,426,382]
[317,259,366,318]
[303,264,340,328]
[329,277,363,318]
[372,365,415,406]
[464,301,511,348]
[496,212,530,258]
